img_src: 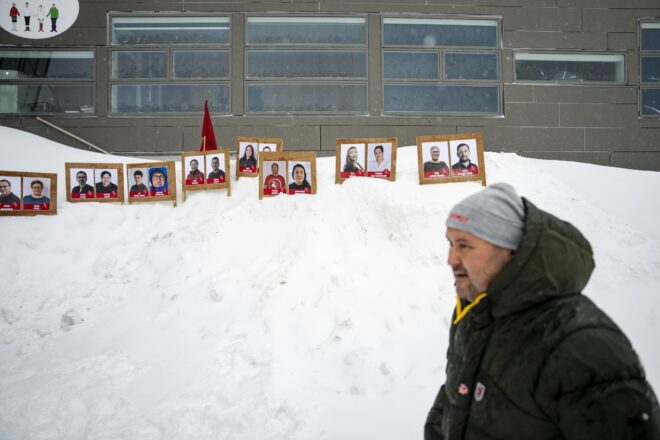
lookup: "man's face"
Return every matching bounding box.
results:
[152,172,165,187]
[191,160,198,171]
[457,145,470,162]
[375,148,384,162]
[211,158,219,171]
[102,173,111,186]
[76,172,87,186]
[446,227,512,301]
[271,163,279,175]
[0,181,10,196]
[31,183,43,197]
[431,147,440,161]
[135,174,143,184]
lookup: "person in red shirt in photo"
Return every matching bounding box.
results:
[0,179,21,210]
[451,143,479,176]
[185,159,204,185]
[263,162,286,196]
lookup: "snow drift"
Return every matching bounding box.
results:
[1,126,659,440]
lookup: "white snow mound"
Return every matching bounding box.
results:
[0,126,659,440]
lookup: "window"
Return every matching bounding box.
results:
[245,16,368,114]
[109,15,230,114]
[381,17,501,115]
[514,52,625,83]
[111,16,230,45]
[640,22,660,117]
[0,50,95,114]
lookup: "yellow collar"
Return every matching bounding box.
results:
[453,293,488,325]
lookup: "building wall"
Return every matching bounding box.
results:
[1,0,659,171]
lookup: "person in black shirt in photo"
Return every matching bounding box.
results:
[95,171,118,194]
[72,171,94,196]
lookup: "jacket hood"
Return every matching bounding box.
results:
[487,199,595,318]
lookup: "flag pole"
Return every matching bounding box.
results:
[203,136,206,152]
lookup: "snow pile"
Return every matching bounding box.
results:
[0,126,659,440]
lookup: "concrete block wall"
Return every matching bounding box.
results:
[1,0,659,170]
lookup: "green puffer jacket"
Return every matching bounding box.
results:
[425,200,660,440]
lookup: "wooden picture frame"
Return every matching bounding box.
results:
[417,133,487,187]
[126,161,177,207]
[258,152,317,200]
[335,137,397,184]
[0,170,58,216]
[235,137,283,180]
[65,163,125,203]
[181,149,231,203]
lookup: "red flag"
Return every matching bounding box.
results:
[200,100,218,151]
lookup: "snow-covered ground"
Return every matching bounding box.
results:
[1,126,659,440]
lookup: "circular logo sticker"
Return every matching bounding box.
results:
[2,0,79,39]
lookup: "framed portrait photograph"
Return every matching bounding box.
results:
[262,160,287,197]
[288,161,313,195]
[65,163,124,203]
[206,152,227,184]
[23,176,52,211]
[0,175,23,211]
[235,137,283,180]
[0,170,57,216]
[421,141,451,180]
[336,140,366,183]
[148,166,170,196]
[417,133,486,186]
[127,167,150,198]
[94,169,120,199]
[184,155,205,186]
[449,138,480,177]
[69,167,95,199]
[258,152,317,200]
[366,138,397,181]
[126,161,177,206]
[181,149,231,202]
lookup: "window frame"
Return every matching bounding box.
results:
[244,14,369,115]
[513,50,627,85]
[0,47,96,116]
[107,13,232,116]
[381,14,503,117]
[639,19,660,119]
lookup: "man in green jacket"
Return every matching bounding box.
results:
[46,3,57,32]
[425,183,659,439]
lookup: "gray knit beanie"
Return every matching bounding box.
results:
[445,183,526,250]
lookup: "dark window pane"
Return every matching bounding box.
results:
[383,18,498,48]
[247,83,366,113]
[515,53,625,82]
[111,51,167,79]
[642,56,660,83]
[112,17,230,45]
[111,84,229,113]
[384,84,499,113]
[247,17,365,45]
[383,51,439,79]
[0,85,94,114]
[174,50,230,79]
[247,50,366,78]
[445,52,498,80]
[0,50,94,80]
[642,88,660,116]
[641,24,660,50]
